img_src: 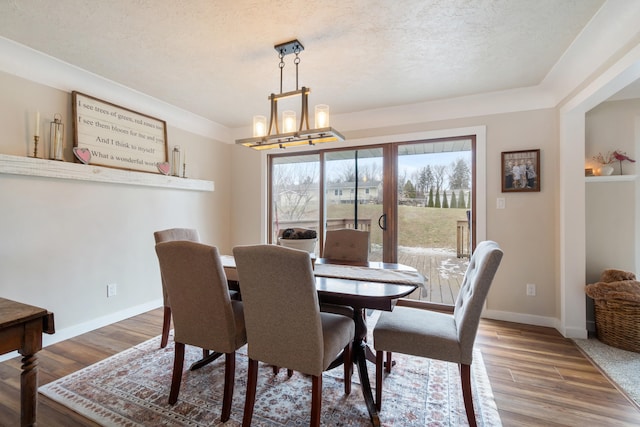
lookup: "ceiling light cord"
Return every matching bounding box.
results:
[278,51,285,94]
[294,44,301,91]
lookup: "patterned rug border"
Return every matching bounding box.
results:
[40,331,501,426]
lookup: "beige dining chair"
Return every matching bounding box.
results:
[322,228,370,263]
[233,244,355,427]
[373,240,503,427]
[321,228,370,317]
[153,227,201,348]
[155,241,247,422]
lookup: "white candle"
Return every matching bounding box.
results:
[35,111,40,137]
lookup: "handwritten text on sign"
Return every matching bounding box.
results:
[72,92,168,173]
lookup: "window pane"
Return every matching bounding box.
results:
[325,148,384,260]
[270,154,320,254]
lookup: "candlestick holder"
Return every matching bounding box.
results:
[182,162,187,178]
[30,135,40,158]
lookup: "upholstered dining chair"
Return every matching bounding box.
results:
[233,244,355,427]
[322,228,370,263]
[373,240,503,427]
[155,241,247,422]
[153,227,201,348]
[320,228,370,317]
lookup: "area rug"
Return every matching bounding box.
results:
[574,338,640,408]
[40,333,501,426]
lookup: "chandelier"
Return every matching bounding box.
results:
[235,39,344,150]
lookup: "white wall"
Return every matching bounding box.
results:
[0,71,233,350]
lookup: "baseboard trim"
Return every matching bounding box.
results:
[482,309,558,329]
[0,299,162,363]
[483,309,589,339]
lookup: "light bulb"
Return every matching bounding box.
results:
[283,111,296,133]
[253,115,266,137]
[315,104,329,128]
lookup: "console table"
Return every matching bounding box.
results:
[0,298,54,426]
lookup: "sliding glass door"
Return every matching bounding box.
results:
[269,136,474,302]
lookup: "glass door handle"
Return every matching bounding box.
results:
[378,213,387,230]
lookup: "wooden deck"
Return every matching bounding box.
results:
[369,246,468,304]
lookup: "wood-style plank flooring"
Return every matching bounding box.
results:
[1,308,638,426]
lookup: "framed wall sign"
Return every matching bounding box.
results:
[72,91,168,173]
[501,149,540,192]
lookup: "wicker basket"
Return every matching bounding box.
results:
[593,298,640,353]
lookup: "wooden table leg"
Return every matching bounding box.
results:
[351,308,381,427]
[189,351,223,371]
[20,353,38,427]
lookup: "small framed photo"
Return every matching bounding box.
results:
[501,149,540,192]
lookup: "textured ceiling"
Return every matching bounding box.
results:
[0,0,605,128]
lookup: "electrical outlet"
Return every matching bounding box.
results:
[107,283,117,298]
[526,283,536,297]
[496,198,505,209]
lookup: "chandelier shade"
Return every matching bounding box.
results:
[235,39,344,150]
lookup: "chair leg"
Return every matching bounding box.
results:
[242,358,259,427]
[375,350,383,411]
[343,343,352,395]
[160,306,171,348]
[385,351,392,373]
[287,369,293,377]
[221,352,235,422]
[168,342,185,404]
[310,375,322,427]
[461,364,477,427]
[203,349,210,359]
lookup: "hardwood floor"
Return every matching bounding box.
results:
[1,308,638,426]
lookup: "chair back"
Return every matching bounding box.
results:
[154,228,200,306]
[154,228,200,244]
[453,240,503,357]
[233,244,325,376]
[322,228,370,263]
[155,241,244,353]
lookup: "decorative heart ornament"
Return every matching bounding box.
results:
[73,147,91,164]
[157,162,171,175]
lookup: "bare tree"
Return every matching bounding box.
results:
[272,163,318,220]
[359,162,381,182]
[417,165,434,198]
[433,164,446,192]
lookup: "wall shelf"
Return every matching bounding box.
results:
[0,153,214,192]
[585,175,637,183]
